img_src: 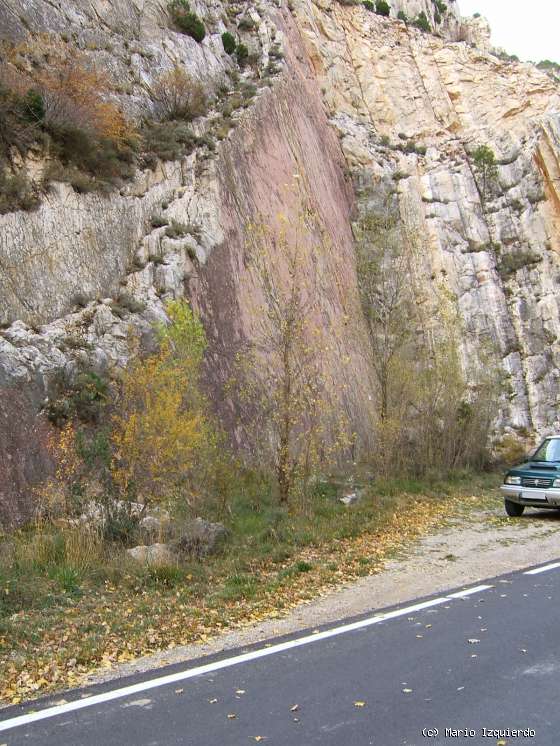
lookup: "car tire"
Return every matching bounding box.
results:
[504,499,525,517]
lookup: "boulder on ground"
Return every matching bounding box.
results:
[339,489,364,506]
[140,515,164,535]
[174,518,227,558]
[126,543,177,566]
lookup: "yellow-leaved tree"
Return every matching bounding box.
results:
[111,300,216,511]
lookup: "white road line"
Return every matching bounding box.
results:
[524,562,560,576]
[0,586,492,733]
[448,584,493,599]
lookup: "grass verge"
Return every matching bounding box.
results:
[0,471,499,704]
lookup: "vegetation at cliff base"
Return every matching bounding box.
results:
[0,200,506,703]
[0,472,498,704]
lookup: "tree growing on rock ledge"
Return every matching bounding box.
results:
[472,144,498,204]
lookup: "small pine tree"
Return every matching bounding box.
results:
[363,0,375,10]
[472,144,498,203]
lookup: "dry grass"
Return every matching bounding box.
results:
[0,472,499,704]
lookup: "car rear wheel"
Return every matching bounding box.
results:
[505,499,525,517]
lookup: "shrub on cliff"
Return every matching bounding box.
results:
[140,120,198,165]
[363,1,374,10]
[168,0,206,42]
[222,32,236,55]
[151,66,207,121]
[0,170,39,214]
[397,10,408,22]
[0,50,137,205]
[413,11,431,32]
[375,1,390,17]
[236,43,249,66]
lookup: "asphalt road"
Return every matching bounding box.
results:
[2,561,560,745]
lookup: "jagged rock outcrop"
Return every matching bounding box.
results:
[2,0,560,525]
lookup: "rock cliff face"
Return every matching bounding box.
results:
[1,0,560,524]
[295,0,560,435]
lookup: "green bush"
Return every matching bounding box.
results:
[498,251,543,277]
[363,0,374,10]
[103,502,140,545]
[165,219,189,239]
[237,17,256,31]
[47,123,136,187]
[222,32,236,54]
[46,369,109,427]
[151,214,168,228]
[168,0,206,42]
[140,120,198,165]
[375,0,390,16]
[23,89,45,123]
[397,10,407,22]
[433,0,447,14]
[413,11,431,32]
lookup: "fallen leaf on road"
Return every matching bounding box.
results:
[425,624,432,629]
[290,704,299,712]
[208,698,218,704]
[520,649,527,654]
[416,634,423,638]
[175,688,184,695]
[468,639,480,644]
[253,737,266,742]
[497,740,507,746]
[227,713,237,719]
[354,701,366,707]
[236,689,246,695]
[402,689,413,694]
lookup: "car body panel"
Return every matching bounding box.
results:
[502,439,560,509]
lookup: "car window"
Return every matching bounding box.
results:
[532,438,560,462]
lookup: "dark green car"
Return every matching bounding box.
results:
[501,436,560,516]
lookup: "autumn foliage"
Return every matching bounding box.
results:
[111,300,214,509]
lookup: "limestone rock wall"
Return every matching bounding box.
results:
[295,0,560,434]
[3,0,560,525]
[0,0,376,526]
